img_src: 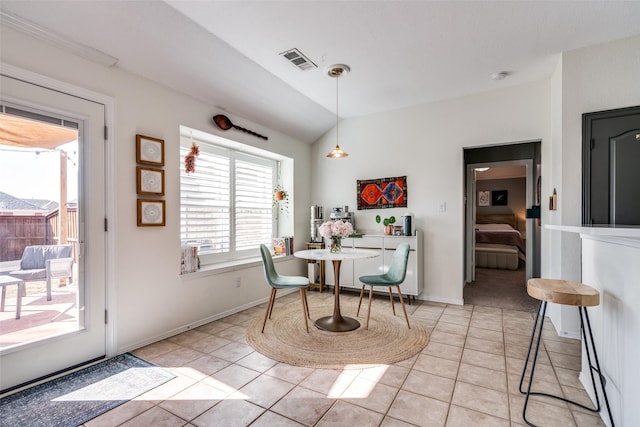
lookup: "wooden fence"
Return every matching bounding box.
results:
[0,208,78,262]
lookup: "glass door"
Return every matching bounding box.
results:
[0,74,106,392]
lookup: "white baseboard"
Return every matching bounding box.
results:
[555,328,581,340]
[118,289,296,354]
[419,295,464,306]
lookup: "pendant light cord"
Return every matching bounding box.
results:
[335,75,339,147]
[326,64,349,158]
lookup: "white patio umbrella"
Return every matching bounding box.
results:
[0,113,78,244]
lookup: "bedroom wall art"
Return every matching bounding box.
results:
[491,190,508,206]
[357,175,407,210]
[478,191,490,206]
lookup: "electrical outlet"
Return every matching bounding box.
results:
[235,277,241,288]
[439,201,447,212]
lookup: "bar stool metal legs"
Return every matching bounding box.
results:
[518,300,615,426]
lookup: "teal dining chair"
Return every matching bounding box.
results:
[259,244,310,333]
[356,242,411,330]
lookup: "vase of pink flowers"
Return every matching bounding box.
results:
[319,220,354,253]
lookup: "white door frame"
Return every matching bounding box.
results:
[465,159,534,282]
[1,62,116,357]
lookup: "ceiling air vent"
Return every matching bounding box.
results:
[279,48,317,71]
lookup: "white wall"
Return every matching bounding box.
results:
[546,34,640,337]
[1,27,314,353]
[560,33,640,279]
[311,82,551,304]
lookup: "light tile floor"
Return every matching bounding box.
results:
[84,291,606,427]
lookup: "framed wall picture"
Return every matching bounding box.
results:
[136,166,165,195]
[478,191,490,206]
[137,199,166,226]
[136,134,164,166]
[356,175,407,210]
[492,190,508,206]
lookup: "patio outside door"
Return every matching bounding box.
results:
[0,74,107,392]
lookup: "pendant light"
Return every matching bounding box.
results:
[326,64,350,158]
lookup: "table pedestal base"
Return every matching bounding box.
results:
[314,315,360,332]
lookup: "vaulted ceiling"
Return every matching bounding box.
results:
[2,1,640,143]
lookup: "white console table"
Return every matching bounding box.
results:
[545,225,640,427]
[323,230,423,299]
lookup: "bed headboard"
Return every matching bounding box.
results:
[476,213,518,229]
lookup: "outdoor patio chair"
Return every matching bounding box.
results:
[357,242,411,330]
[0,245,74,301]
[259,244,310,333]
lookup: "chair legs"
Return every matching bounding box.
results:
[46,277,52,301]
[262,287,310,334]
[357,285,365,316]
[261,288,277,333]
[388,287,396,316]
[395,285,411,329]
[299,288,310,333]
[366,285,374,329]
[357,285,411,330]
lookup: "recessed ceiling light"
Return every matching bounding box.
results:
[490,71,509,81]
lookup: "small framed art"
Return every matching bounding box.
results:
[492,190,508,206]
[137,199,166,227]
[478,191,490,207]
[136,166,165,195]
[136,134,165,166]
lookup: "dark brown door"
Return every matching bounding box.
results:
[583,106,640,225]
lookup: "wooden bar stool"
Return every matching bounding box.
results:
[519,278,614,427]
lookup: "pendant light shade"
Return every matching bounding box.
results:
[326,64,350,158]
[326,145,348,158]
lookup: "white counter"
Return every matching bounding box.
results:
[545,224,640,239]
[545,224,639,426]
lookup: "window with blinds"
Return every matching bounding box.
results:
[180,139,276,265]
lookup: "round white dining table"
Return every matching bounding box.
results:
[294,247,379,332]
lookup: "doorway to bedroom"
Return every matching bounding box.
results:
[463,141,541,311]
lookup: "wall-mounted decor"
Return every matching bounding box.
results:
[136,166,164,196]
[136,134,165,166]
[212,114,268,140]
[478,191,490,206]
[184,142,200,174]
[137,199,166,226]
[357,176,407,210]
[491,190,508,206]
[549,188,558,211]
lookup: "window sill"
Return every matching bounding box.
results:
[178,254,295,280]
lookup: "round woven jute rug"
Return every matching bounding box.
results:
[246,301,430,369]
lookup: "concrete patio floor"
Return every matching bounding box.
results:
[0,280,79,350]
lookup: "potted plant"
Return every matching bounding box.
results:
[273,184,289,213]
[376,214,396,235]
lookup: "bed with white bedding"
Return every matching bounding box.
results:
[474,214,525,270]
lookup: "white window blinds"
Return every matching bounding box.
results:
[180,139,275,264]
